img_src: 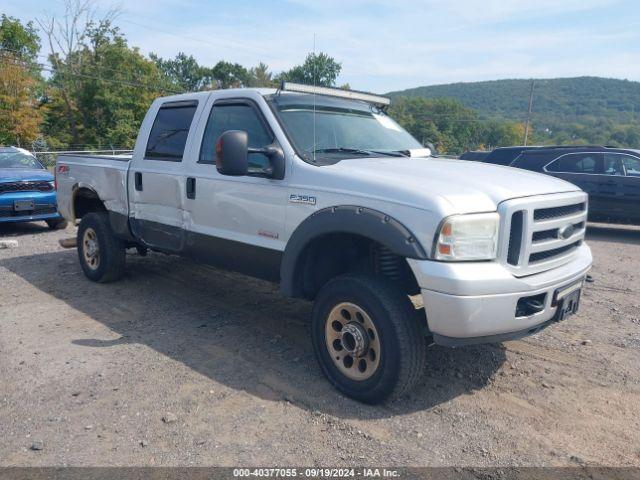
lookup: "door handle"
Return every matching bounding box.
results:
[186,177,196,199]
[134,172,143,191]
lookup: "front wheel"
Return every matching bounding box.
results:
[77,212,125,283]
[311,274,426,404]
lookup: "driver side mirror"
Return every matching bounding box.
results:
[216,129,285,180]
[216,130,249,176]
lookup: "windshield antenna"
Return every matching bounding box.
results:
[313,33,317,164]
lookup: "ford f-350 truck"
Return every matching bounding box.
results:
[56,83,592,403]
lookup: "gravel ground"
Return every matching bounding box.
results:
[0,221,639,467]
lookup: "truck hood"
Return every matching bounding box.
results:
[325,156,581,214]
[0,168,53,183]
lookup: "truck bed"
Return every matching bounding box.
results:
[56,154,132,223]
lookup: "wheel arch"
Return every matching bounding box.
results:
[72,184,106,220]
[72,184,134,241]
[280,206,427,299]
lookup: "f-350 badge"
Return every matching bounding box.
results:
[289,194,316,205]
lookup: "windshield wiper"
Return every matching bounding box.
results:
[311,147,408,157]
[368,150,408,157]
[311,147,373,156]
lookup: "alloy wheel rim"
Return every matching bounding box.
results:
[82,228,100,270]
[325,302,381,381]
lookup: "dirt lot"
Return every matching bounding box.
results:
[0,221,639,467]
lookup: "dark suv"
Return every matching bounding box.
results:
[480,146,544,166]
[509,146,640,224]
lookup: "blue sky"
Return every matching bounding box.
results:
[4,0,640,92]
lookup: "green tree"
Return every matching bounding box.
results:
[390,97,481,153]
[150,51,212,92]
[44,21,167,148]
[0,14,40,62]
[481,121,525,149]
[247,62,276,88]
[151,54,277,91]
[278,52,341,87]
[389,96,529,154]
[0,15,43,146]
[37,0,122,146]
[211,61,250,89]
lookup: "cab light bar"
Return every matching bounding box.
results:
[280,81,391,107]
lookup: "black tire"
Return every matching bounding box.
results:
[311,274,426,404]
[77,212,125,283]
[46,218,68,230]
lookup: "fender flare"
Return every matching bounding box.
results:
[280,205,428,297]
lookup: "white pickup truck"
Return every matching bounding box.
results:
[56,83,592,403]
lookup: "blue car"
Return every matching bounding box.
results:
[0,147,67,229]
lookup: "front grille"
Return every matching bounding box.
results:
[532,221,585,243]
[500,193,588,276]
[533,202,586,221]
[532,229,558,242]
[0,205,57,217]
[0,181,54,194]
[530,240,582,264]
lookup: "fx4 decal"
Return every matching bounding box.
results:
[289,194,316,205]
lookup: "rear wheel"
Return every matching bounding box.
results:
[77,212,125,282]
[311,274,426,404]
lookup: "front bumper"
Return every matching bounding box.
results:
[410,243,592,345]
[0,191,61,223]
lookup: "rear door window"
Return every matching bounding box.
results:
[145,101,198,161]
[603,153,627,176]
[546,153,602,174]
[624,155,640,177]
[605,153,640,177]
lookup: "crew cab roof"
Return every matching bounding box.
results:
[152,88,380,111]
[152,88,279,105]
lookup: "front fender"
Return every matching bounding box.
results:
[280,205,427,297]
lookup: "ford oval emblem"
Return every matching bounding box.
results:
[557,224,575,240]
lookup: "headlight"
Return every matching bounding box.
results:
[433,212,500,261]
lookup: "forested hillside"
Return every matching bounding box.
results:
[388,77,640,147]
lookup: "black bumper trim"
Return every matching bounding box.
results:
[432,318,556,347]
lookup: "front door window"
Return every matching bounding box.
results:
[199,103,274,173]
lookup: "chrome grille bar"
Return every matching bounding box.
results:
[498,191,588,277]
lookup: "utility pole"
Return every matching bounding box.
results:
[523,79,535,146]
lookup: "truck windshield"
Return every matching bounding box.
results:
[0,151,43,169]
[269,94,423,165]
